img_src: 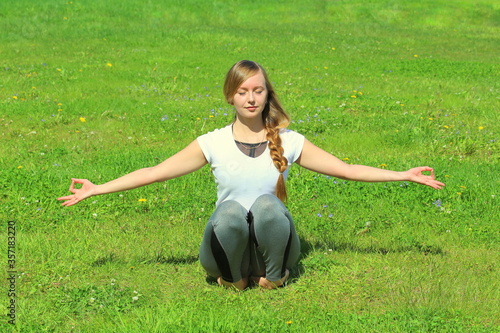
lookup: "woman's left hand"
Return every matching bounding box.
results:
[405,167,445,189]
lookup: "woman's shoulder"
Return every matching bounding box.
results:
[280,128,304,140]
[199,125,232,139]
[280,128,305,150]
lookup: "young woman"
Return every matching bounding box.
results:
[58,60,445,290]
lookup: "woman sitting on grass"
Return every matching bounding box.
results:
[58,60,445,290]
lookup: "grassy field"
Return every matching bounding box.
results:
[1,0,499,331]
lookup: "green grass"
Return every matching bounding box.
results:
[1,0,499,331]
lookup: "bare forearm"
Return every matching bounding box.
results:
[338,164,407,183]
[94,167,158,195]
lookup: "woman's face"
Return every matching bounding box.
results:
[232,71,268,121]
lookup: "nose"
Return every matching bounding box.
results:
[247,92,255,104]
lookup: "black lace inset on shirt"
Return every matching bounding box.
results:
[234,140,268,158]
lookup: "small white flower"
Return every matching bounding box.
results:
[132,296,139,301]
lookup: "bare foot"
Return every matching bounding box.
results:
[252,269,289,290]
[217,277,248,291]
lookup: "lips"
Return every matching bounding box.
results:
[246,106,258,111]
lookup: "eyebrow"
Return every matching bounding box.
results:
[237,86,266,91]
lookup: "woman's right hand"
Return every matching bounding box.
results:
[57,178,97,207]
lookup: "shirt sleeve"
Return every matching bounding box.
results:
[197,132,214,164]
[281,129,305,164]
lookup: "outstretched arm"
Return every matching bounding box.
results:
[296,139,445,189]
[57,140,208,206]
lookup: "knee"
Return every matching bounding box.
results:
[252,194,283,212]
[212,201,248,235]
[251,194,286,222]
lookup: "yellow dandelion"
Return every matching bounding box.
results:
[428,117,433,120]
[400,104,404,106]
[378,163,388,168]
[460,186,466,189]
[342,157,350,161]
[350,95,357,98]
[58,103,63,106]
[358,91,363,95]
[106,63,113,67]
[58,109,63,112]
[75,130,80,133]
[443,125,449,129]
[209,115,215,118]
[12,96,18,100]
[286,321,293,325]
[414,54,419,58]
[79,117,86,122]
[478,126,484,130]
[331,47,335,50]
[57,68,62,72]
[445,175,450,178]
[457,192,462,196]
[196,117,201,120]
[17,166,23,169]
[138,198,147,202]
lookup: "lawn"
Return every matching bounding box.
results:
[0,0,498,331]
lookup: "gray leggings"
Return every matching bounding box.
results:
[199,194,300,282]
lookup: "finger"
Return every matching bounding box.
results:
[57,195,74,201]
[431,169,436,180]
[430,181,445,190]
[69,180,76,193]
[61,198,79,207]
[61,200,74,207]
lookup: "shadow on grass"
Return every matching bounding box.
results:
[330,241,444,256]
[142,254,199,265]
[289,237,445,282]
[91,252,199,266]
[92,253,118,267]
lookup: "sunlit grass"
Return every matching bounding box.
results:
[1,0,498,331]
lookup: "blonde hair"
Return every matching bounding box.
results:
[224,60,291,202]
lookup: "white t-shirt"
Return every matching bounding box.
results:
[197,125,305,211]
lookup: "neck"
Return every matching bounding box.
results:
[232,118,267,143]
